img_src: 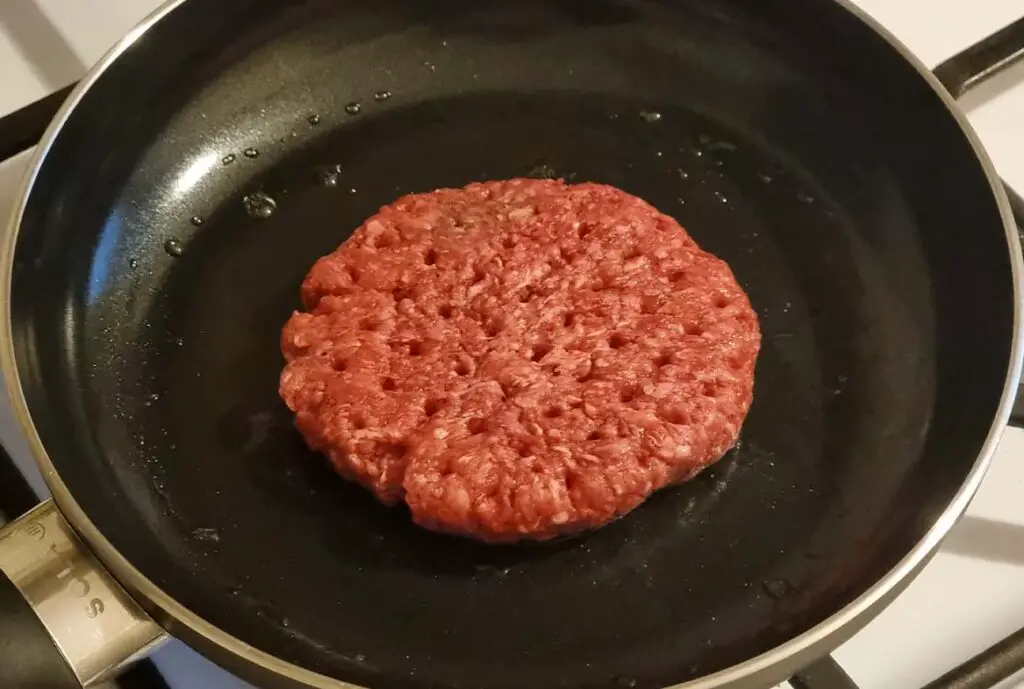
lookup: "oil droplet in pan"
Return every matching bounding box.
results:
[307,114,321,125]
[762,578,793,599]
[164,239,184,257]
[192,527,220,543]
[344,102,362,115]
[190,215,204,227]
[319,165,342,187]
[243,147,260,159]
[639,110,662,123]
[221,153,236,165]
[243,191,277,219]
[526,162,559,180]
[373,91,392,102]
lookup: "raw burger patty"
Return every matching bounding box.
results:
[280,178,761,542]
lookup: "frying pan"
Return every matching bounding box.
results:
[1,1,1023,688]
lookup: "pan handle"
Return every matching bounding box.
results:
[0,565,80,688]
[932,16,1024,99]
[0,500,167,687]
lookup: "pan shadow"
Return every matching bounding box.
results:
[0,0,85,91]
[941,516,1024,566]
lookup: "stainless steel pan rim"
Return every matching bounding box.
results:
[1,0,1021,687]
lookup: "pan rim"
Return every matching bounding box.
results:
[2,1,1022,688]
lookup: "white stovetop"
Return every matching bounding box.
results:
[3,2,1024,689]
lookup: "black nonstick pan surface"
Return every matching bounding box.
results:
[5,1,1020,688]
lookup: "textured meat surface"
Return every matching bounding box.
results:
[280,179,761,542]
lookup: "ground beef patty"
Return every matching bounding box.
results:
[280,178,760,542]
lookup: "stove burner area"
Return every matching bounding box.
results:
[0,9,1022,687]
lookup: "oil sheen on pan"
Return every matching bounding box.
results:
[279,178,761,542]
